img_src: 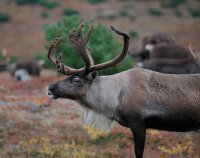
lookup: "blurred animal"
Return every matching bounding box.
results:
[135,45,200,74]
[46,24,200,158]
[14,69,31,81]
[129,32,175,62]
[130,32,200,74]
[10,60,44,77]
[0,50,44,77]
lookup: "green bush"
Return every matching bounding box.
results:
[40,11,50,19]
[107,14,117,20]
[0,51,6,61]
[16,0,35,5]
[0,12,11,22]
[174,9,183,17]
[38,0,59,9]
[188,8,200,18]
[62,8,79,16]
[34,53,54,69]
[119,10,130,17]
[44,15,132,75]
[8,56,18,64]
[149,8,163,16]
[0,51,17,64]
[88,0,106,4]
[161,0,187,9]
[16,0,59,9]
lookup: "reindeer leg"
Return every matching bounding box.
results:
[131,124,146,158]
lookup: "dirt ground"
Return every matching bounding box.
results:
[0,70,200,158]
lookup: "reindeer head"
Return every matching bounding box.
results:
[47,23,129,100]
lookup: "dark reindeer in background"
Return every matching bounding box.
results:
[12,60,42,77]
[129,32,175,61]
[47,24,200,158]
[130,32,200,74]
[0,50,43,77]
[0,51,43,81]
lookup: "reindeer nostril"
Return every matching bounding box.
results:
[49,84,56,93]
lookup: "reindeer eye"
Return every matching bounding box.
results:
[73,77,80,83]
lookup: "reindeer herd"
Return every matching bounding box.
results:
[0,23,199,158]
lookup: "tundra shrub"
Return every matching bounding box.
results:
[38,0,59,9]
[62,8,79,16]
[44,15,132,75]
[0,12,11,22]
[16,0,59,9]
[149,8,163,16]
[0,51,17,64]
[34,53,53,69]
[0,51,6,61]
[16,0,35,5]
[188,8,200,18]
[161,0,187,9]
[88,0,107,4]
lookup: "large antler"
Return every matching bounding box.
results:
[89,26,129,72]
[47,23,129,76]
[47,37,83,75]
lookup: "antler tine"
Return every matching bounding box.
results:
[188,44,197,61]
[67,23,95,75]
[83,24,94,45]
[48,37,63,65]
[89,26,130,72]
[67,29,76,48]
[86,48,94,66]
[188,44,200,70]
[56,62,81,75]
[77,23,85,39]
[48,37,84,75]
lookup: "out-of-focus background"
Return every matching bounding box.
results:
[0,0,200,158]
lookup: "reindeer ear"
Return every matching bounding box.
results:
[87,71,98,81]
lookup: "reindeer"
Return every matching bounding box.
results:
[129,32,175,61]
[0,49,43,77]
[13,60,43,77]
[47,23,200,158]
[135,46,200,74]
[130,33,200,74]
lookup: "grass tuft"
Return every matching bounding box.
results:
[62,8,79,16]
[161,0,187,9]
[174,9,183,17]
[87,0,106,4]
[0,12,11,22]
[149,8,163,16]
[188,8,200,18]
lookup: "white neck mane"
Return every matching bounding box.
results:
[79,73,129,132]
